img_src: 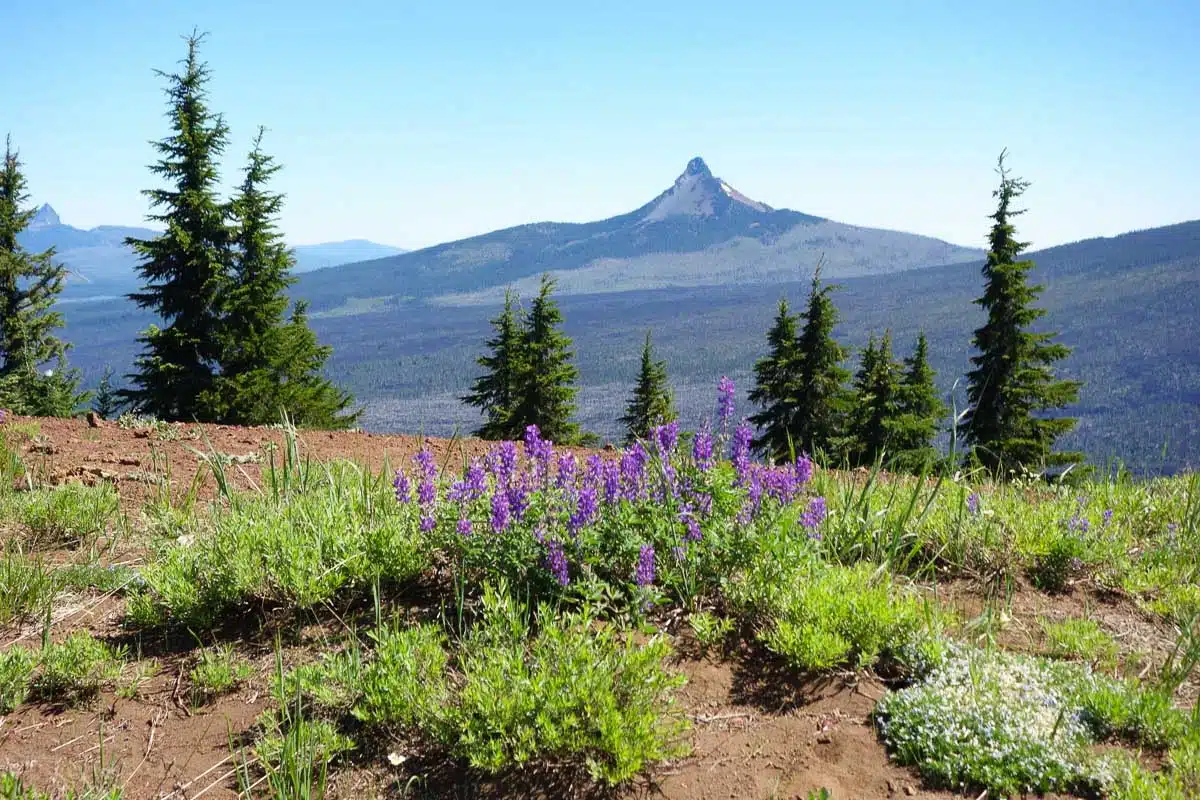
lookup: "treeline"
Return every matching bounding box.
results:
[464,152,1084,477]
[0,33,355,428]
[2,32,1084,475]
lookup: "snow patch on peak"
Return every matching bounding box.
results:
[640,159,772,223]
[30,203,61,229]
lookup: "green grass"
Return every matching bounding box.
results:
[1040,616,1121,670]
[11,483,119,550]
[0,550,58,626]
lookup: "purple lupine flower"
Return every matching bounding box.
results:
[487,441,518,486]
[658,464,679,502]
[456,517,473,536]
[524,425,553,479]
[392,468,411,503]
[506,475,532,522]
[690,489,713,518]
[620,443,649,501]
[533,526,547,544]
[584,454,604,487]
[793,455,814,487]
[1103,509,1114,526]
[419,514,436,533]
[1068,515,1090,533]
[449,459,488,503]
[490,489,510,533]
[601,460,621,505]
[762,466,799,505]
[717,377,736,431]
[569,485,599,534]
[1167,523,1180,545]
[731,421,753,482]
[672,545,687,563]
[692,424,714,472]
[415,447,438,507]
[555,452,578,491]
[635,545,656,586]
[681,507,702,542]
[545,540,570,586]
[653,421,680,458]
[801,496,827,531]
[966,492,981,515]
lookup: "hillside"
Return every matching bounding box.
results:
[294,157,983,312]
[58,219,1200,475]
[15,204,405,299]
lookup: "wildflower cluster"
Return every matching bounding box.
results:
[389,379,825,609]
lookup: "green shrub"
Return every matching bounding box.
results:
[0,646,36,713]
[33,631,125,706]
[133,477,428,628]
[354,622,450,733]
[1080,680,1188,749]
[732,548,932,672]
[449,585,689,785]
[1029,532,1085,593]
[287,648,364,713]
[16,484,119,549]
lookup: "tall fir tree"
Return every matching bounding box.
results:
[462,289,526,440]
[748,298,802,461]
[791,266,854,461]
[849,332,904,466]
[0,136,86,416]
[889,333,946,471]
[211,129,357,428]
[959,152,1082,474]
[619,330,676,444]
[509,274,581,444]
[122,33,231,421]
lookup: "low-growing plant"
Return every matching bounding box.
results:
[116,658,160,700]
[15,483,119,549]
[0,773,48,800]
[1040,616,1120,670]
[0,550,58,626]
[33,631,125,706]
[287,646,364,713]
[56,563,142,594]
[688,610,734,652]
[353,622,450,733]
[1028,530,1085,593]
[731,540,933,672]
[0,646,36,713]
[875,646,1102,796]
[190,644,253,704]
[449,584,689,785]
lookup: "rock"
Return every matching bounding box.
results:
[903,785,917,796]
[86,411,103,428]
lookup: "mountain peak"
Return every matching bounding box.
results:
[683,156,712,178]
[641,158,771,223]
[30,203,60,229]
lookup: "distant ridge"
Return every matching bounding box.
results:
[295,156,983,311]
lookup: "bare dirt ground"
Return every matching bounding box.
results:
[0,415,1170,799]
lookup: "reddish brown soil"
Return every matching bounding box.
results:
[0,415,1175,799]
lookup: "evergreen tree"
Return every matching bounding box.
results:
[211,129,357,428]
[890,333,946,471]
[510,274,581,444]
[93,366,125,419]
[122,33,231,421]
[0,136,86,416]
[619,330,676,444]
[791,267,854,461]
[959,152,1082,474]
[849,331,907,467]
[462,289,526,439]
[748,298,802,461]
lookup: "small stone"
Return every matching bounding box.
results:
[903,785,917,796]
[86,411,103,428]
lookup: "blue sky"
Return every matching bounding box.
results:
[3,0,1198,250]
